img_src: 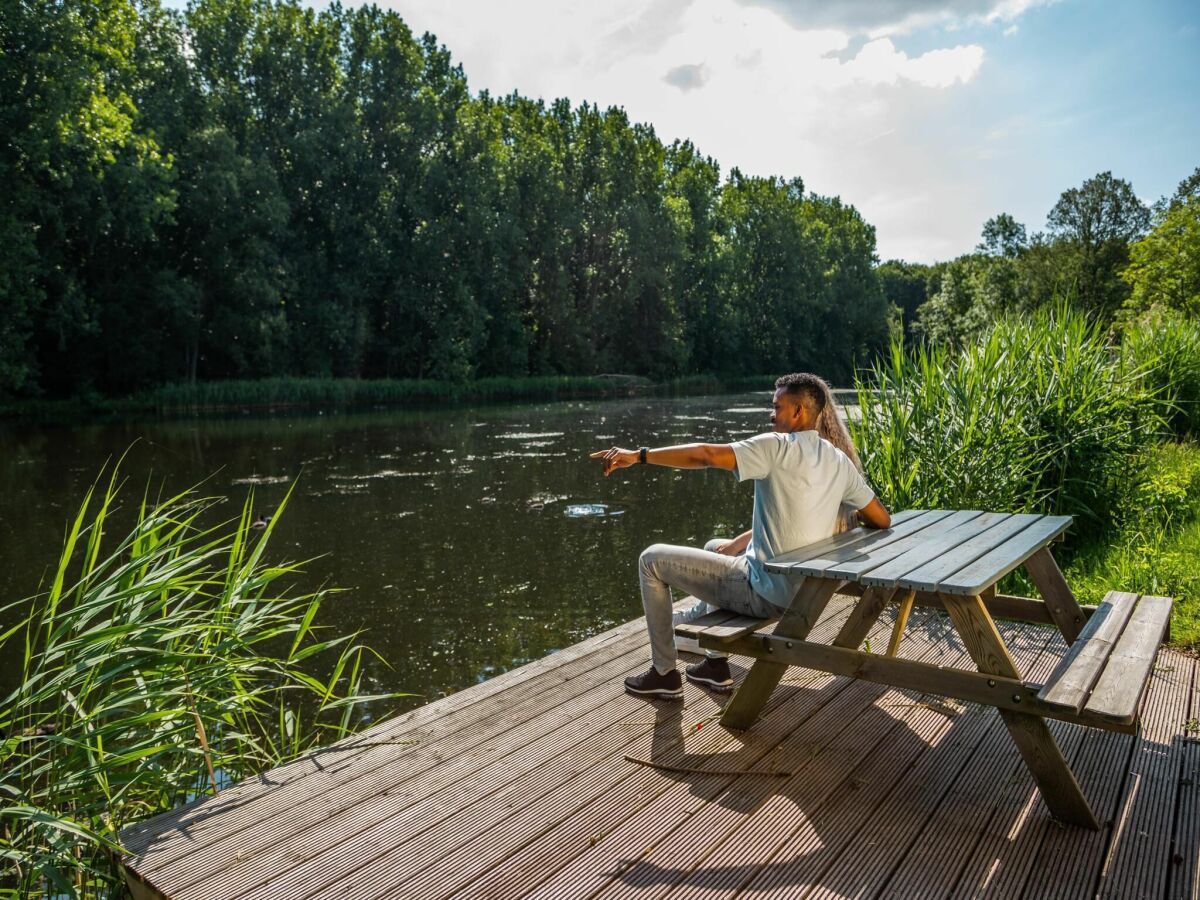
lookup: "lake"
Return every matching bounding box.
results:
[0,390,855,716]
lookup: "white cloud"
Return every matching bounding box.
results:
[734,0,1055,37]
[380,0,1029,261]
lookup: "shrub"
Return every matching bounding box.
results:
[853,305,1159,544]
[1121,312,1200,439]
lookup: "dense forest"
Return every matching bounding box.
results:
[1,0,889,400]
[3,0,1198,404]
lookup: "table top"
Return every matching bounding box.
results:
[764,509,1072,596]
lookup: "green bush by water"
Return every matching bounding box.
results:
[0,472,398,898]
[1122,312,1200,440]
[853,306,1158,544]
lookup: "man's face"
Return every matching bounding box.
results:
[770,388,806,433]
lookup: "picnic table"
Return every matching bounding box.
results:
[675,509,1174,830]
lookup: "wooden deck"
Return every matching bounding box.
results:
[121,595,1200,900]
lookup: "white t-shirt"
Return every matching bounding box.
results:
[731,430,876,609]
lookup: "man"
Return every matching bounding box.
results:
[591,372,892,699]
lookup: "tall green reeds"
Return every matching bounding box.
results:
[0,471,396,898]
[853,306,1159,543]
[1121,312,1200,440]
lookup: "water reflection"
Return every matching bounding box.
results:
[0,390,856,714]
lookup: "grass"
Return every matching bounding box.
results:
[0,466,400,898]
[1066,442,1200,648]
[853,305,1157,545]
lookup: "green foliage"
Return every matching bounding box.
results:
[875,260,932,344]
[1121,313,1200,439]
[1067,443,1200,648]
[1121,196,1200,319]
[0,471,398,897]
[853,306,1156,543]
[0,0,890,404]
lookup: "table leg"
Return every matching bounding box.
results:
[886,589,917,657]
[939,592,1099,830]
[1023,547,1087,644]
[721,577,839,730]
[833,586,897,649]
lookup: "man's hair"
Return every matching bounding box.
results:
[774,372,828,417]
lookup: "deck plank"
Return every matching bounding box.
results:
[122,607,653,860]
[527,610,959,900]
[1096,652,1196,899]
[119,594,1195,900]
[873,622,1070,899]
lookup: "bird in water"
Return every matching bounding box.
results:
[251,513,273,530]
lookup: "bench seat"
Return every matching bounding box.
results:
[1037,591,1173,727]
[674,610,776,645]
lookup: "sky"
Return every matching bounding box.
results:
[357,0,1199,263]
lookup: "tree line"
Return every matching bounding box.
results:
[1,0,890,401]
[882,168,1200,349]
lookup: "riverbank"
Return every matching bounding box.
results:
[0,373,787,422]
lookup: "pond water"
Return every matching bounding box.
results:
[0,391,854,716]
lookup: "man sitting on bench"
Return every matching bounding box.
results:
[591,372,892,699]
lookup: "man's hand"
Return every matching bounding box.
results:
[715,530,752,556]
[590,447,638,477]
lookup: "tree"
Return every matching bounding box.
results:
[1122,195,1200,319]
[977,213,1027,258]
[1046,171,1150,316]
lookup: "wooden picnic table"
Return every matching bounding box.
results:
[676,509,1174,830]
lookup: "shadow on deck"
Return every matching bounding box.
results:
[119,595,1199,900]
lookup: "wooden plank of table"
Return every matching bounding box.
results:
[857,511,1012,589]
[885,589,916,657]
[890,513,1042,592]
[1037,591,1139,713]
[939,591,1099,829]
[1084,595,1173,725]
[719,577,841,730]
[718,632,1134,734]
[763,508,935,572]
[796,510,986,581]
[832,586,896,649]
[937,515,1072,596]
[1023,545,1089,644]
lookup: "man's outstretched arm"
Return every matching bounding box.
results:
[589,443,736,477]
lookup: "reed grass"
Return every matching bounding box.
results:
[0,468,399,898]
[852,306,1159,545]
[1122,312,1200,440]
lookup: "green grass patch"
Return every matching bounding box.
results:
[1065,442,1200,649]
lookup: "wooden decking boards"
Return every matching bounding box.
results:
[120,596,1199,900]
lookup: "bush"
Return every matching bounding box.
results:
[0,471,397,898]
[1067,443,1200,648]
[852,305,1159,544]
[1121,312,1200,439]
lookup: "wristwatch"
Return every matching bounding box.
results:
[638,447,648,465]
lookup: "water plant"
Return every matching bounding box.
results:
[0,469,396,898]
[1121,311,1200,440]
[852,305,1159,544]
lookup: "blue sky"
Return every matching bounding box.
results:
[173,0,1199,262]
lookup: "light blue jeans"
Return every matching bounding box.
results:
[639,538,785,673]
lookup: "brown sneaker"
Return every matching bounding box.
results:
[624,666,684,699]
[685,657,734,691]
